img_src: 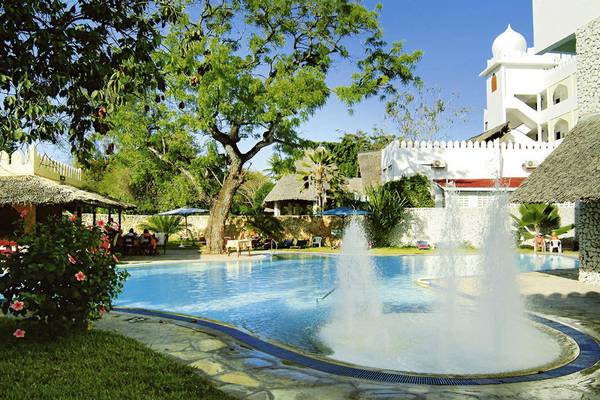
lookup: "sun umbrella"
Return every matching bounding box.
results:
[320,207,371,216]
[158,207,209,244]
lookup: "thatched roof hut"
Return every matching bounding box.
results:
[512,114,600,203]
[263,174,365,215]
[0,175,133,209]
[263,174,317,204]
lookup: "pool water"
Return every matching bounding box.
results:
[115,253,578,354]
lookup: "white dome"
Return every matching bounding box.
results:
[492,25,527,58]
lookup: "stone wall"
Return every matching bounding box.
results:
[576,16,600,116]
[576,200,600,283]
[83,204,575,248]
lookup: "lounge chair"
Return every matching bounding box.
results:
[416,240,431,250]
[280,239,293,249]
[292,239,308,249]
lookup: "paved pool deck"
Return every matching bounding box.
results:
[97,259,600,399]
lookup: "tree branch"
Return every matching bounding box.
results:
[147,146,209,203]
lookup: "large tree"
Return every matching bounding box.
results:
[116,0,421,253]
[0,0,180,156]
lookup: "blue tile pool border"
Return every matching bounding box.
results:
[113,307,600,386]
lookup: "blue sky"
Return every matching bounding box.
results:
[247,0,534,170]
[44,1,534,172]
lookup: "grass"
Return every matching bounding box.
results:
[0,318,233,400]
[275,246,436,255]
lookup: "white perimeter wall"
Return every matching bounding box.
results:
[394,204,575,248]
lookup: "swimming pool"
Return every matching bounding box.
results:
[115,253,579,354]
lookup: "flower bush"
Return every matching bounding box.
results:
[0,215,128,333]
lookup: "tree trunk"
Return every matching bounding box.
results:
[206,159,245,254]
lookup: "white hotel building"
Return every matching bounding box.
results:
[376,0,600,208]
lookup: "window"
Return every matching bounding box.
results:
[491,74,497,92]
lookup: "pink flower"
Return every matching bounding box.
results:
[97,220,105,227]
[68,254,77,264]
[13,329,25,338]
[68,214,77,222]
[11,300,24,312]
[75,271,86,282]
[112,254,120,263]
[19,209,28,219]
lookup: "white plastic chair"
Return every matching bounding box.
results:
[312,236,322,248]
[156,233,166,247]
[550,239,562,253]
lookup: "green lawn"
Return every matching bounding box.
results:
[275,246,436,255]
[0,318,232,400]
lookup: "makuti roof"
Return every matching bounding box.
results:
[512,113,600,203]
[0,175,134,209]
[263,174,364,204]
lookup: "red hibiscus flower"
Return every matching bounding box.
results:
[13,329,25,338]
[68,214,77,222]
[11,300,24,312]
[68,254,77,264]
[75,271,86,282]
[97,220,105,227]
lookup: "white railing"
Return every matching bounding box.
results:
[0,145,83,187]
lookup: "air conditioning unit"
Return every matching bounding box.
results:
[431,159,446,169]
[523,160,538,169]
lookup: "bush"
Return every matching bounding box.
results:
[383,174,435,208]
[0,215,128,335]
[365,185,408,246]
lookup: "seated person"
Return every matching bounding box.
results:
[533,233,545,252]
[551,231,559,241]
[123,228,136,254]
[149,233,159,255]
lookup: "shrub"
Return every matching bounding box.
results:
[383,174,435,208]
[0,215,128,334]
[365,185,408,246]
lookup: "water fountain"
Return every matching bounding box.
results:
[319,189,565,375]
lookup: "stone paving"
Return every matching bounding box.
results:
[96,269,600,399]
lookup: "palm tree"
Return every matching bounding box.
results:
[511,203,573,241]
[138,215,185,254]
[365,185,408,246]
[296,147,344,213]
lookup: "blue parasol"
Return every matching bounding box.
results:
[320,207,371,216]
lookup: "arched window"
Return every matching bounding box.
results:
[553,119,569,140]
[552,84,568,105]
[491,74,497,93]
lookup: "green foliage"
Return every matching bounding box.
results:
[82,101,227,213]
[297,147,345,213]
[365,185,408,246]
[0,1,181,156]
[267,132,393,179]
[383,174,435,207]
[0,216,128,332]
[0,318,234,399]
[232,172,273,215]
[138,215,185,247]
[511,203,574,241]
[138,215,185,236]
